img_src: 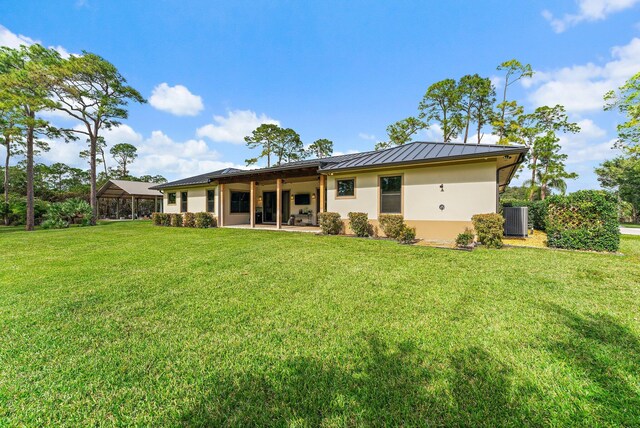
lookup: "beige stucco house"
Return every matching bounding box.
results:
[151,141,528,240]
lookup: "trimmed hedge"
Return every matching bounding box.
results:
[195,212,216,228]
[501,199,549,231]
[318,212,343,235]
[397,225,416,244]
[183,212,196,228]
[170,213,183,227]
[378,214,405,239]
[348,212,372,237]
[545,190,619,252]
[471,213,504,249]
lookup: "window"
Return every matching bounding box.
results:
[336,178,355,198]
[380,175,402,214]
[230,191,250,213]
[180,191,188,213]
[207,189,215,213]
[168,192,176,205]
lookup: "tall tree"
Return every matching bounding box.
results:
[418,79,463,142]
[0,104,24,225]
[604,71,640,151]
[50,52,145,225]
[457,74,495,144]
[493,59,533,144]
[273,128,304,165]
[306,138,333,158]
[109,143,137,178]
[377,116,428,150]
[245,123,282,167]
[517,105,580,199]
[0,45,66,230]
[525,133,577,200]
[595,155,640,223]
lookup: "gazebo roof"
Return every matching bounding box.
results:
[97,179,163,199]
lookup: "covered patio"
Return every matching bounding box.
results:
[215,165,327,230]
[96,179,163,219]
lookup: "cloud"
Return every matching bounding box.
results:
[542,0,640,33]
[196,109,280,144]
[358,132,376,141]
[0,24,71,58]
[526,37,640,113]
[149,83,204,116]
[333,149,361,156]
[558,119,620,164]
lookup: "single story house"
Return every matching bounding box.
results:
[150,141,528,240]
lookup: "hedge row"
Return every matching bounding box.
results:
[152,212,217,228]
[545,191,619,252]
[317,212,416,244]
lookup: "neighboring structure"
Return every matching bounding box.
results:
[97,179,163,219]
[151,141,528,240]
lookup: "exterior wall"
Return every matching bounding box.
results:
[327,160,497,240]
[162,185,217,215]
[224,183,251,225]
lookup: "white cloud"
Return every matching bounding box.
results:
[196,109,280,144]
[526,37,640,113]
[149,83,204,116]
[0,24,71,58]
[542,0,640,33]
[333,149,361,156]
[358,132,376,141]
[558,119,620,164]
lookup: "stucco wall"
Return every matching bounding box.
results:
[162,186,216,215]
[326,160,497,240]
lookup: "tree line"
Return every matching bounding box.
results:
[0,44,152,230]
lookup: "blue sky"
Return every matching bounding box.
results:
[1,0,640,190]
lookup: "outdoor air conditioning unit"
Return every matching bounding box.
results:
[503,206,528,237]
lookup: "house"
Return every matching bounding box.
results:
[150,141,528,240]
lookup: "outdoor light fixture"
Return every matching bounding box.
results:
[312,193,316,199]
[258,196,262,203]
[291,195,295,201]
[440,184,444,192]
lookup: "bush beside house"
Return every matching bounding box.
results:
[471,213,504,249]
[347,212,372,237]
[545,190,619,252]
[152,212,217,228]
[378,214,405,239]
[318,212,343,235]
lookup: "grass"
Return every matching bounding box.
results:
[622,223,640,228]
[1,221,639,427]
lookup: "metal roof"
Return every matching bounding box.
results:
[153,142,528,190]
[97,179,163,198]
[150,168,242,190]
[318,141,528,172]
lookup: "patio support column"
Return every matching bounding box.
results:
[154,196,158,213]
[131,196,135,220]
[250,181,256,228]
[219,183,225,227]
[276,178,282,229]
[116,199,120,219]
[319,175,326,213]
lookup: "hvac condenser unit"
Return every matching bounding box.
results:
[503,206,528,237]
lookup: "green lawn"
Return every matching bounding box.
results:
[622,223,640,228]
[1,222,639,427]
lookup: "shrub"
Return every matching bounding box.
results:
[545,190,619,252]
[455,227,475,248]
[397,224,416,244]
[194,212,216,228]
[170,213,183,227]
[378,214,405,239]
[152,212,164,226]
[5,197,49,225]
[161,213,171,226]
[41,198,92,229]
[318,212,342,235]
[183,212,196,228]
[471,213,504,249]
[348,212,372,237]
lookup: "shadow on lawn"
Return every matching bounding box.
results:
[543,303,640,426]
[179,334,545,427]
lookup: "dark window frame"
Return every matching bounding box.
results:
[379,175,403,214]
[180,191,188,213]
[336,178,356,198]
[207,189,215,213]
[230,191,250,214]
[168,192,177,205]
